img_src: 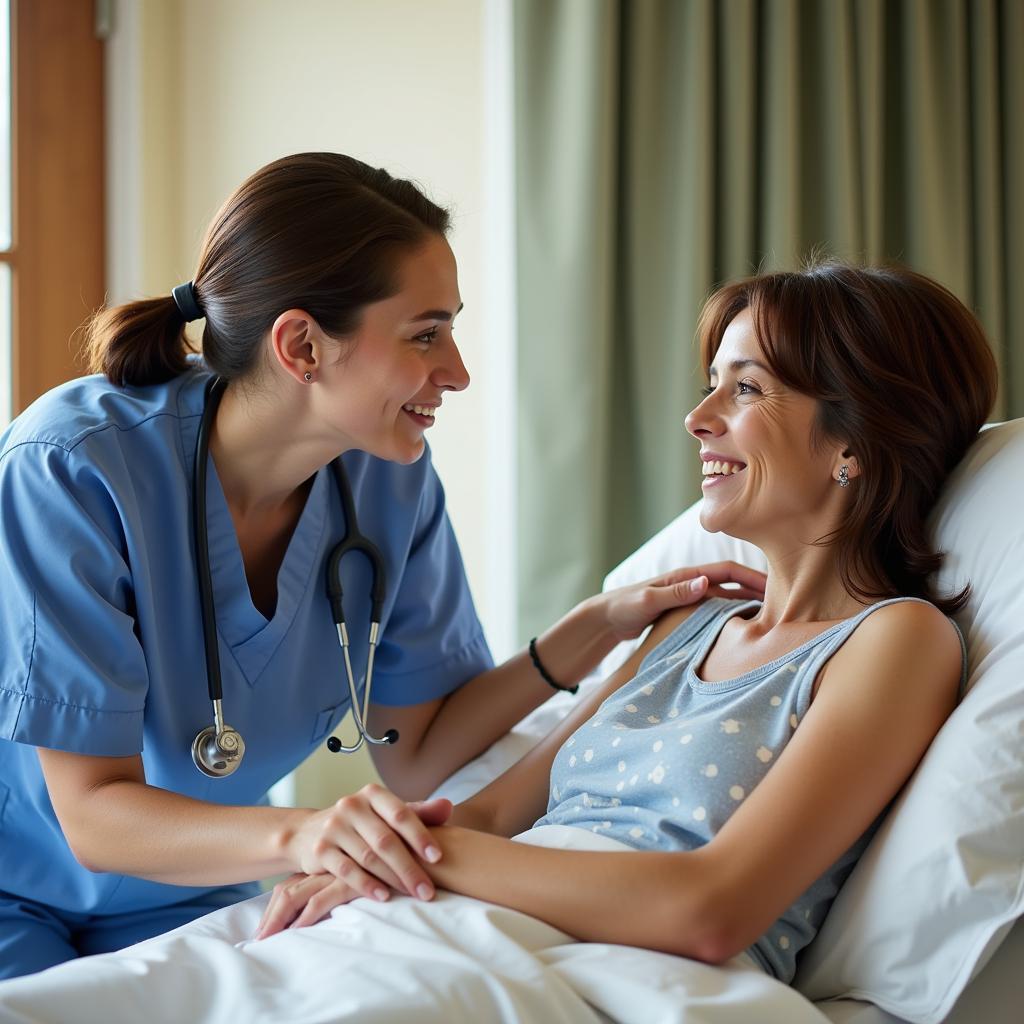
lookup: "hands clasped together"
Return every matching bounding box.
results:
[256,561,766,940]
[257,786,454,940]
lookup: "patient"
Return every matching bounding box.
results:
[256,261,998,982]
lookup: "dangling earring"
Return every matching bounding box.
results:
[837,464,850,488]
[304,371,313,383]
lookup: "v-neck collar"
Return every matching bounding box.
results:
[178,371,330,686]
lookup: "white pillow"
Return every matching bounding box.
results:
[794,419,1024,1021]
[598,421,1024,1023]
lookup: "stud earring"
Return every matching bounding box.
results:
[837,464,850,487]
[304,371,313,383]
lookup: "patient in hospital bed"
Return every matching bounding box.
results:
[250,261,997,984]
[0,261,1005,1023]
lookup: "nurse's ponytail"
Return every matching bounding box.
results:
[84,152,451,387]
[84,295,194,387]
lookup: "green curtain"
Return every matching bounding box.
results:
[514,0,1024,641]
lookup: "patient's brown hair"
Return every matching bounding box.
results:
[697,260,999,615]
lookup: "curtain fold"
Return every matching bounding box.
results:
[514,0,621,633]
[515,0,1024,641]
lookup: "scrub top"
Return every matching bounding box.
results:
[0,368,492,918]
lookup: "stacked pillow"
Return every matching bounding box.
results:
[793,419,1024,1021]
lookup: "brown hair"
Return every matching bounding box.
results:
[84,153,451,386]
[696,260,998,614]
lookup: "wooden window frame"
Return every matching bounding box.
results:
[5,0,104,414]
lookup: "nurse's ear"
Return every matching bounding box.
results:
[270,308,323,386]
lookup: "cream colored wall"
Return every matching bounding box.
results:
[118,0,494,806]
[139,2,184,290]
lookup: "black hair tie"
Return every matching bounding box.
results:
[172,280,204,323]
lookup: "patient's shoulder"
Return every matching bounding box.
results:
[849,598,958,654]
[823,598,962,702]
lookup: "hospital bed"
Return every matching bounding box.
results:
[0,419,1021,1023]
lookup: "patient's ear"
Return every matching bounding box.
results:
[835,448,861,482]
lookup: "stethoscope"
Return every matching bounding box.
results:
[191,376,399,778]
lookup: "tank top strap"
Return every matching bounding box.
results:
[638,597,761,676]
[790,596,965,719]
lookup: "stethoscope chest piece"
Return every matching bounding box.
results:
[191,722,246,778]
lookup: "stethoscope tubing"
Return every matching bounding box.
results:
[192,376,396,776]
[194,377,227,703]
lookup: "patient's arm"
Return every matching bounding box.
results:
[422,600,962,963]
[258,600,959,953]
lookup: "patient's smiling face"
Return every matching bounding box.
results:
[684,309,850,549]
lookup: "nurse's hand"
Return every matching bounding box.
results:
[285,786,452,904]
[600,560,767,641]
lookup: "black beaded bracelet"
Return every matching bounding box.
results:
[528,637,579,695]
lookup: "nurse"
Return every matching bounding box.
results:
[0,152,765,979]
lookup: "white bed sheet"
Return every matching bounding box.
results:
[2,678,1018,1022]
[0,826,834,1024]
[1,728,1018,1024]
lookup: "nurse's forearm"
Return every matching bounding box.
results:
[410,597,618,786]
[422,826,728,963]
[63,778,313,886]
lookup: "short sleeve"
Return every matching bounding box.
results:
[0,441,150,755]
[369,460,493,705]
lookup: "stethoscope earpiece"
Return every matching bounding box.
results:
[191,377,397,778]
[325,728,399,754]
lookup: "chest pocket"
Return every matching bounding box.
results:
[0,780,9,830]
[312,702,346,743]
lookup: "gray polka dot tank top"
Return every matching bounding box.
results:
[534,595,967,982]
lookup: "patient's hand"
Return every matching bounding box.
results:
[255,872,356,939]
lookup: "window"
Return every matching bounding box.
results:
[0,0,11,424]
[2,0,105,427]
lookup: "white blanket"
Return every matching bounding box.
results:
[0,826,829,1024]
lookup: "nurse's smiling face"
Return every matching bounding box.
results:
[683,309,848,548]
[316,234,469,464]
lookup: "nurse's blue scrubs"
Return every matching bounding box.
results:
[0,368,492,980]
